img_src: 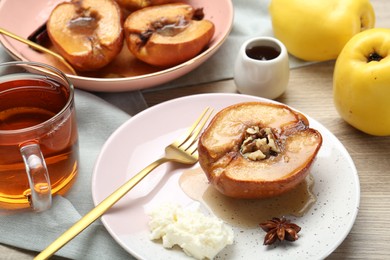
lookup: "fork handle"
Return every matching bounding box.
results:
[34,157,169,260]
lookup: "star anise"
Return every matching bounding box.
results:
[259,217,301,245]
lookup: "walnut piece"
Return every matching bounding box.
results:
[240,126,280,161]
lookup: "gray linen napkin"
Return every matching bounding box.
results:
[0,89,133,260]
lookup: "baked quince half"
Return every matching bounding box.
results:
[124,3,215,67]
[198,102,323,199]
[47,0,124,71]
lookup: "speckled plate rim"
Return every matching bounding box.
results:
[0,0,233,92]
[92,93,360,260]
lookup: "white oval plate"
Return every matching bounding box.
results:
[92,93,359,259]
[0,0,233,92]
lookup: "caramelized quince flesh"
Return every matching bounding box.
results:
[124,3,215,67]
[198,102,323,199]
[47,0,123,71]
[124,3,194,32]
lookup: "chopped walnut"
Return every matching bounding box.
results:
[240,126,280,161]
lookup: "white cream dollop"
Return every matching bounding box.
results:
[148,203,234,259]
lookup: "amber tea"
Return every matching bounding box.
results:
[0,73,78,210]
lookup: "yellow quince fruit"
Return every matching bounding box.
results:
[269,0,375,61]
[333,28,390,136]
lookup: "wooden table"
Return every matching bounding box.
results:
[2,0,389,259]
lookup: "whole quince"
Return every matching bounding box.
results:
[269,0,375,61]
[333,28,390,136]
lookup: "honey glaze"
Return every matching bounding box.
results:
[179,168,316,228]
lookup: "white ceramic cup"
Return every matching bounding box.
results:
[234,37,290,99]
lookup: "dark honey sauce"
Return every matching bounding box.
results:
[246,45,280,61]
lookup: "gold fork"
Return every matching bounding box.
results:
[34,107,213,260]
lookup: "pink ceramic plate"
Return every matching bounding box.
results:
[0,0,233,92]
[92,93,359,259]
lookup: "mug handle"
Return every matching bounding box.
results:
[20,143,52,212]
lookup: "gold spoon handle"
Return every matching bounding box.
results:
[0,27,76,75]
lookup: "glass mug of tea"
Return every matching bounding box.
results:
[0,61,79,212]
[234,36,290,99]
